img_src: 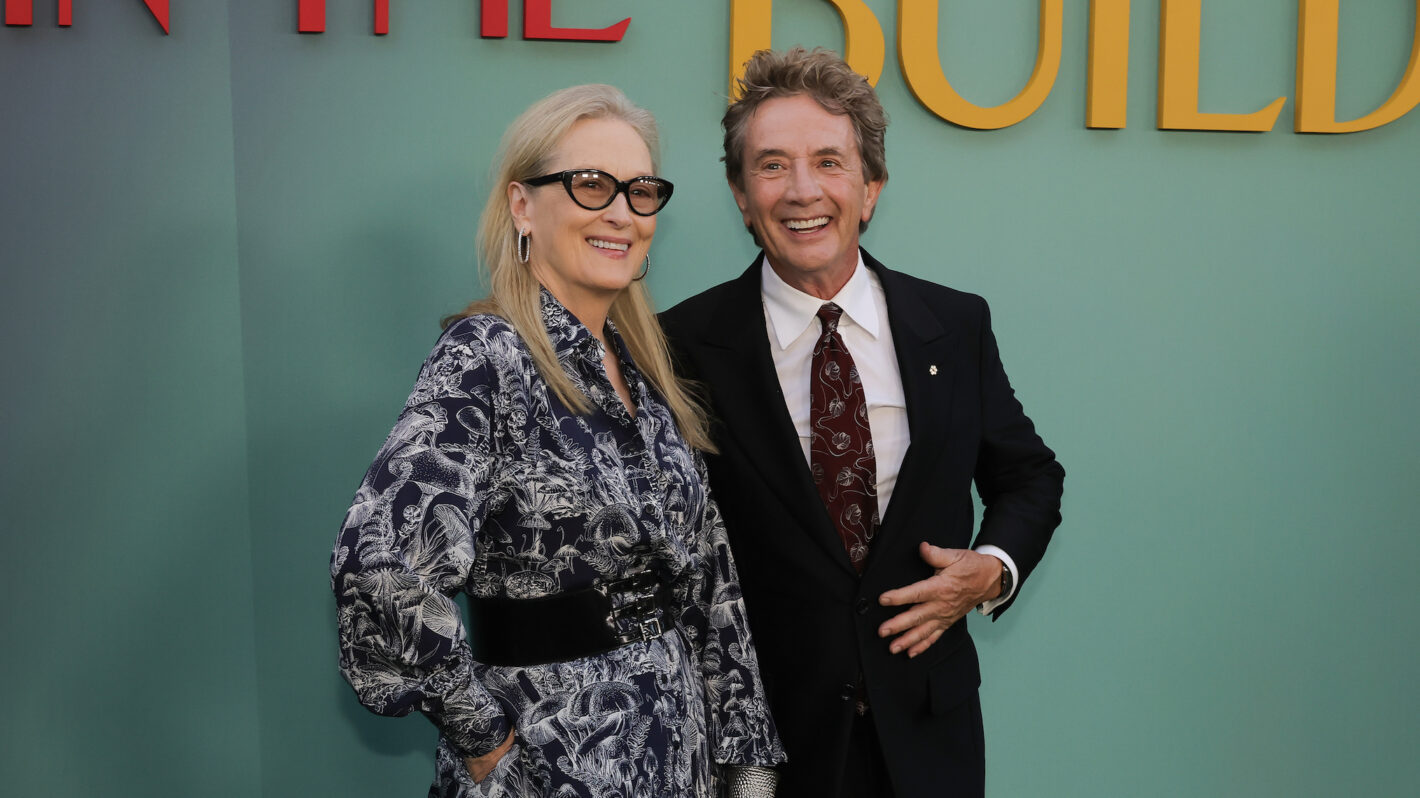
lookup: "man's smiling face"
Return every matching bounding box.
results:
[730,93,884,295]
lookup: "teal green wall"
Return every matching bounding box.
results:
[4,2,1417,796]
[0,3,261,796]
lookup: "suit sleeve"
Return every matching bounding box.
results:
[970,300,1065,617]
[330,324,512,758]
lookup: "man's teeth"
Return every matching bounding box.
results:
[785,217,829,231]
[589,239,629,251]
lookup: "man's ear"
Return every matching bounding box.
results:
[728,179,753,228]
[861,177,886,225]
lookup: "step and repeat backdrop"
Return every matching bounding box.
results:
[3,2,1417,795]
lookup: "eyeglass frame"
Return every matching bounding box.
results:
[522,169,675,216]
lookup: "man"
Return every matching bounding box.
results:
[661,48,1065,798]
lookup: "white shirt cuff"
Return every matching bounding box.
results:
[973,544,1017,615]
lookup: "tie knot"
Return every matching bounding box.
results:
[817,303,843,334]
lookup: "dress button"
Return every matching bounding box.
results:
[855,598,869,615]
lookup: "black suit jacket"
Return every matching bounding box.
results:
[661,251,1064,798]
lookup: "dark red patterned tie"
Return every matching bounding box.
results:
[810,303,878,572]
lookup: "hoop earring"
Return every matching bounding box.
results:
[633,253,650,281]
[517,228,530,264]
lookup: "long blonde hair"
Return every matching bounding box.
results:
[443,84,715,452]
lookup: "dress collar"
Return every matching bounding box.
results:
[538,287,636,370]
[539,287,605,360]
[760,250,880,350]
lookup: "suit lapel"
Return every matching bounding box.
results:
[694,258,858,576]
[864,252,958,565]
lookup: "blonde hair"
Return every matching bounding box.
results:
[443,84,715,452]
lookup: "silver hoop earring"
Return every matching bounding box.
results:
[633,253,649,281]
[517,228,530,264]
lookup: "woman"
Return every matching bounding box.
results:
[331,85,784,797]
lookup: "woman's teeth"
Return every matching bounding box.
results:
[589,239,629,251]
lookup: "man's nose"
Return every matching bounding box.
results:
[784,160,824,203]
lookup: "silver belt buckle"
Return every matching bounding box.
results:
[636,616,662,641]
[602,568,665,645]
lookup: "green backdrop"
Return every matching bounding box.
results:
[3,2,1417,796]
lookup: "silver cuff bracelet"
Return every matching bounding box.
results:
[724,765,780,798]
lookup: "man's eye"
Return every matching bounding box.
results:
[820,159,840,168]
[761,162,783,171]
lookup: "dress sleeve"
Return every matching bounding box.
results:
[679,455,787,768]
[330,325,512,758]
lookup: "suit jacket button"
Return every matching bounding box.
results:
[840,684,855,701]
[855,598,869,615]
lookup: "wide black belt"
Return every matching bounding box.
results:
[466,569,676,667]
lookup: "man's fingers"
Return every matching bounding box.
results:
[881,599,970,651]
[906,628,945,658]
[878,603,932,637]
[918,541,964,570]
[922,542,970,570]
[879,576,934,607]
[886,619,953,656]
[886,621,937,655]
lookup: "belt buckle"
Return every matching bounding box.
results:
[601,568,664,645]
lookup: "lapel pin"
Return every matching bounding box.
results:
[929,365,938,375]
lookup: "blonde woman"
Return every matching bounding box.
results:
[332,85,784,797]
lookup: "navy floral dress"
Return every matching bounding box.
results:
[332,291,784,797]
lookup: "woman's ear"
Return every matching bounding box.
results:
[508,181,532,233]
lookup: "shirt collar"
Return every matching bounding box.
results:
[760,250,881,350]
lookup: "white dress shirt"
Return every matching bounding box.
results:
[760,254,1017,613]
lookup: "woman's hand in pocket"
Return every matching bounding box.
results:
[464,730,515,782]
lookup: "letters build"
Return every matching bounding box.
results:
[8,0,1417,133]
[731,0,1420,133]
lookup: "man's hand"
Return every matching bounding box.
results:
[877,543,1003,658]
[464,729,515,783]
